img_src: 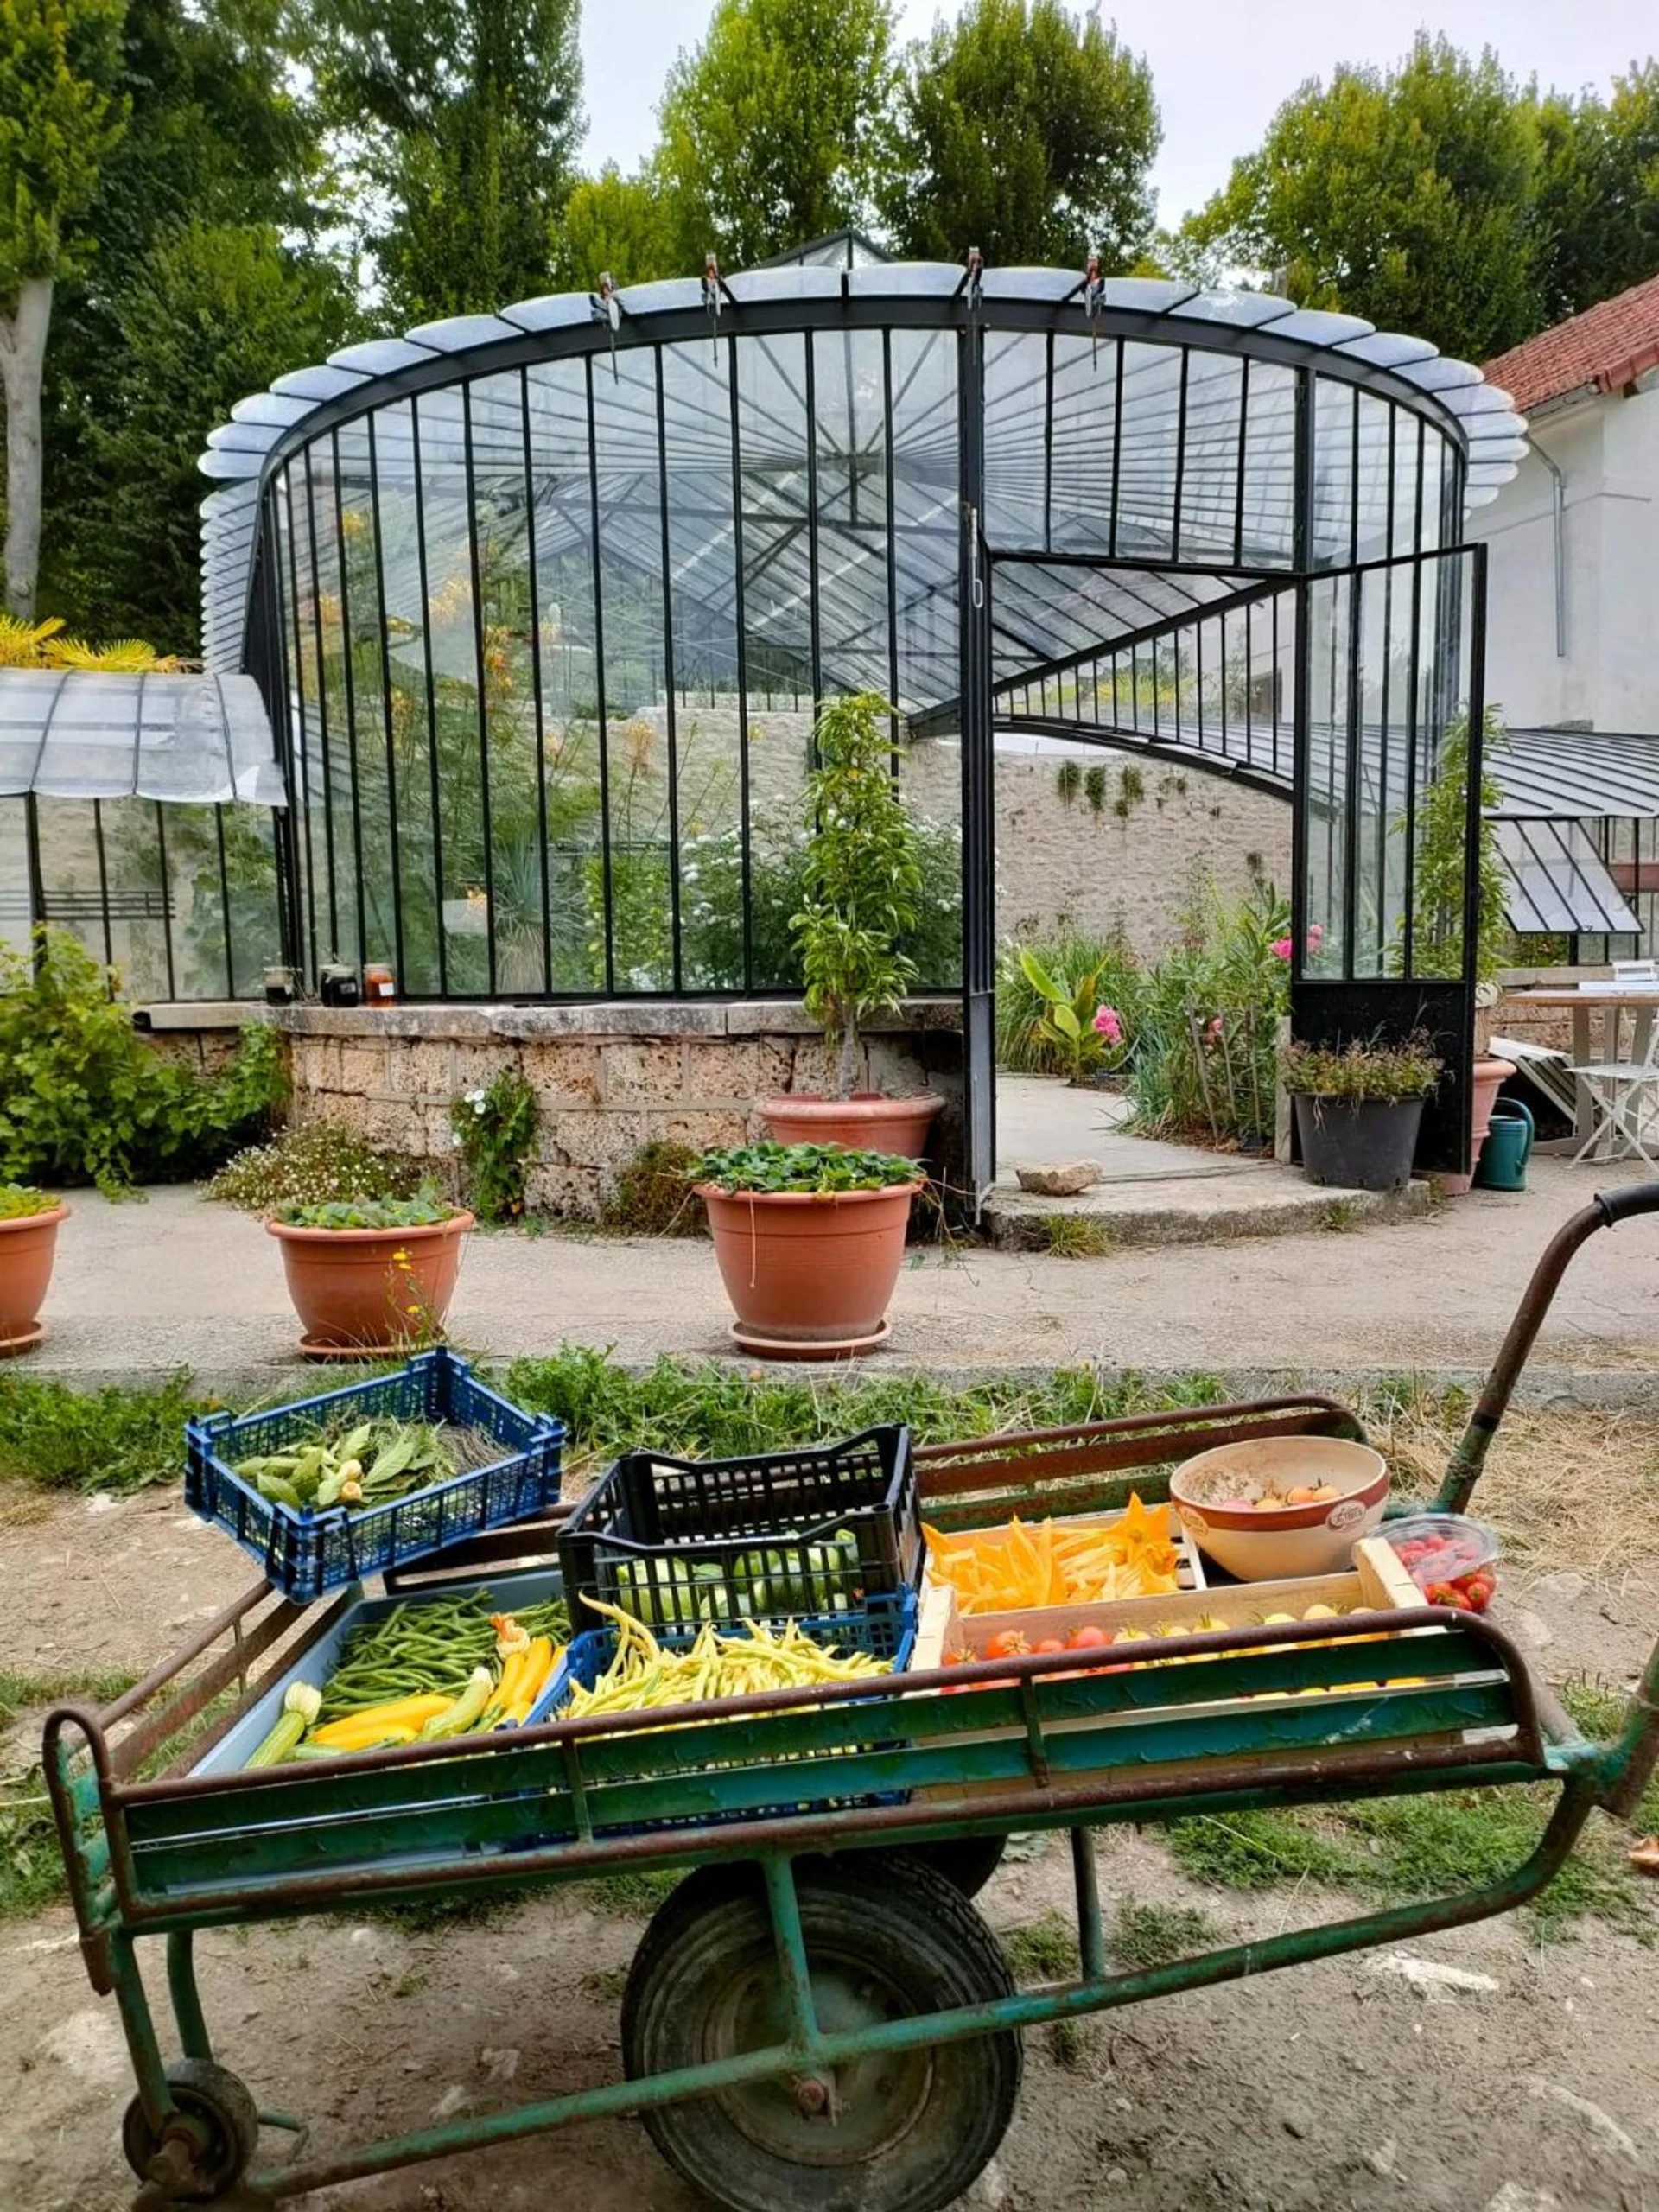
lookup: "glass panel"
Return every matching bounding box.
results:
[334,419,397,983]
[97,798,175,1000]
[1047,334,1117,555]
[1177,353,1243,567]
[1312,377,1356,569]
[371,400,443,994]
[1408,549,1477,981]
[1354,394,1394,563]
[308,445,362,972]
[283,461,337,976]
[524,357,606,993]
[1241,363,1296,567]
[1115,342,1181,562]
[1391,412,1423,560]
[0,798,30,957]
[1303,572,1348,974]
[416,388,489,994]
[813,324,890,701]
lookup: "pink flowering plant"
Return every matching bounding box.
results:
[1127,879,1292,1148]
[1015,948,1132,1084]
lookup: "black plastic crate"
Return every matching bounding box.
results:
[557,1426,919,1631]
[186,1349,563,1601]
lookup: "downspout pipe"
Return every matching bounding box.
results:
[1529,436,1568,659]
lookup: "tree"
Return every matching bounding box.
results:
[885,0,1159,269]
[557,162,682,290]
[0,0,125,616]
[79,222,359,647]
[1181,37,1541,362]
[304,0,583,321]
[658,0,899,270]
[1535,65,1659,327]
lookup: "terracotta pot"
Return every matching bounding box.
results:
[0,1203,68,1357]
[759,1091,944,1160]
[696,1182,922,1358]
[1440,1057,1517,1196]
[266,1212,474,1357]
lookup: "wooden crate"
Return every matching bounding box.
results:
[920,1500,1207,1624]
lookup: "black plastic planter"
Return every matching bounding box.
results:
[1293,1094,1425,1192]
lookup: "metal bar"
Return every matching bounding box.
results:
[1108,339,1124,558]
[1233,354,1250,566]
[1171,345,1189,562]
[804,331,823,716]
[91,797,113,964]
[167,1930,212,2063]
[22,790,45,944]
[408,397,449,996]
[727,335,754,988]
[654,349,683,988]
[300,448,340,961]
[99,1584,308,1728]
[461,382,497,995]
[1288,367,1315,1012]
[212,802,236,999]
[1071,1826,1106,1981]
[516,366,554,995]
[108,1933,172,2133]
[761,1857,822,2054]
[884,327,901,768]
[364,413,407,992]
[1042,329,1054,551]
[1343,568,1363,976]
[153,800,178,1001]
[329,429,369,971]
[584,353,616,995]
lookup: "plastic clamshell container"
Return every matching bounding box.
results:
[1384,1512,1500,1592]
[556,1426,920,1632]
[185,1349,563,1601]
[190,1565,567,1777]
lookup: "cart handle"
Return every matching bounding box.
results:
[1440,1181,1659,1516]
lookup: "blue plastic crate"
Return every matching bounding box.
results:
[185,1349,563,1601]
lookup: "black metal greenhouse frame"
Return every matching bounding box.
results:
[226,269,1497,1191]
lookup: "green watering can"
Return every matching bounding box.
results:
[1475,1096,1534,1192]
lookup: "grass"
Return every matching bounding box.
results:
[0,1664,139,1923]
[1001,1911,1079,1981]
[1038,1216,1115,1258]
[0,1370,214,1493]
[1108,1897,1223,1971]
[1167,1783,1659,1942]
[572,1866,683,1917]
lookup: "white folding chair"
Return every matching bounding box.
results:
[1569,1015,1659,1168]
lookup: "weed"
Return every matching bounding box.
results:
[1563,1681,1659,1833]
[1167,1808,1366,1892]
[0,1665,136,1730]
[580,1963,632,2003]
[1056,760,1082,804]
[1039,1215,1114,1259]
[0,1371,212,1493]
[1084,765,1108,815]
[1319,1199,1360,1233]
[0,1664,140,1922]
[601,1141,703,1236]
[1107,1898,1222,1972]
[574,1867,683,1917]
[1046,2017,1092,2069]
[1001,1911,1079,1982]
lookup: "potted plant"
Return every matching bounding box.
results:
[760,692,944,1159]
[692,1141,924,1359]
[0,1184,68,1357]
[1397,709,1513,1192]
[266,1196,474,1357]
[1281,1037,1442,1192]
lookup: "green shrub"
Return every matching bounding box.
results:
[0,1184,57,1221]
[271,1197,458,1230]
[601,1141,704,1235]
[450,1068,538,1223]
[0,930,285,1195]
[207,1121,424,1212]
[0,1370,211,1492]
[1126,880,1290,1148]
[996,930,1142,1077]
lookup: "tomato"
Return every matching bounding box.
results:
[1067,1624,1110,1650]
[1427,1582,1471,1611]
[984,1629,1030,1662]
[1033,1637,1066,1655]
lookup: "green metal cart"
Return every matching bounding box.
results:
[46,1188,1659,2212]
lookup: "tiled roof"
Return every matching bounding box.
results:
[1485,271,1659,414]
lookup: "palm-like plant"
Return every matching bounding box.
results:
[0,613,182,671]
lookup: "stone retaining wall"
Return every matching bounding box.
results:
[269,1001,963,1219]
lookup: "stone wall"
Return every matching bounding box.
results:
[271,1001,963,1219]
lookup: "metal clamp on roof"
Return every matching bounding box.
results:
[593,272,622,378]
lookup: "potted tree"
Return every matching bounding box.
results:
[692,1141,924,1358]
[266,1196,474,1357]
[0,1185,68,1356]
[1398,709,1513,1192]
[1281,1037,1442,1192]
[760,692,944,1159]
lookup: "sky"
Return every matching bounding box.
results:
[580,0,1657,231]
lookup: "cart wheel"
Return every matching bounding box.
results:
[120,2058,258,2202]
[622,1856,1022,2212]
[899,1830,1009,1898]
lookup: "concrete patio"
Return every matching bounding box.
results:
[24,1154,1659,1403]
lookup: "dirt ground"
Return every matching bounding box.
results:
[2,1480,1656,2212]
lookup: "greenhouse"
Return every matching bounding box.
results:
[10,237,1530,1184]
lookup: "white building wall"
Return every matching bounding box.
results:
[1470,383,1659,736]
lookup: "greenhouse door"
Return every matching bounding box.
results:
[1289,543,1488,1178]
[959,334,997,1209]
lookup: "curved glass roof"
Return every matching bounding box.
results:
[0,670,281,804]
[198,260,1526,683]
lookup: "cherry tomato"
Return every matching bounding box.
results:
[1427,1582,1471,1611]
[984,1630,1030,1661]
[1033,1637,1066,1655]
[1067,1624,1110,1649]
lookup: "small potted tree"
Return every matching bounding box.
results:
[692,1141,924,1358]
[1281,1037,1441,1192]
[266,1195,474,1357]
[760,692,944,1159]
[0,1185,68,1356]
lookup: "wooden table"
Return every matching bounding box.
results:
[1503,988,1659,1155]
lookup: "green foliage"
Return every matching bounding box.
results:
[658,0,899,269]
[1014,946,1128,1084]
[0,0,125,289]
[302,0,583,321]
[1001,1911,1077,1980]
[793,692,923,1097]
[1399,709,1509,988]
[0,1183,55,1220]
[271,1196,458,1230]
[1055,759,1080,804]
[206,1121,424,1213]
[886,0,1159,267]
[1179,35,1659,363]
[557,161,681,289]
[996,928,1141,1076]
[0,1367,208,1491]
[1084,765,1107,815]
[1125,879,1291,1148]
[1280,1033,1441,1103]
[449,1067,538,1223]
[600,1141,704,1236]
[1108,1898,1222,1971]
[692,1140,919,1195]
[0,930,286,1194]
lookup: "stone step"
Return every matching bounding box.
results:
[982,1169,1436,1252]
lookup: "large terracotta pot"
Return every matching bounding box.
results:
[266,1212,474,1357]
[1440,1057,1517,1196]
[696,1182,922,1358]
[0,1203,68,1357]
[759,1092,944,1160]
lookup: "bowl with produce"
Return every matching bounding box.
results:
[1385,1512,1498,1611]
[1169,1437,1389,1581]
[186,1348,563,1599]
[265,1194,474,1357]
